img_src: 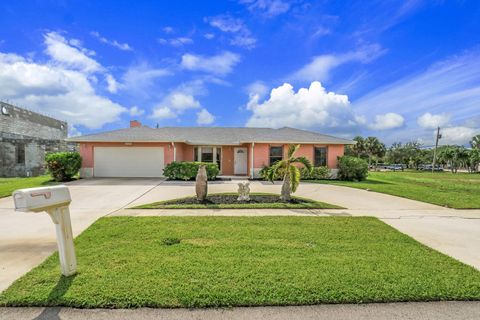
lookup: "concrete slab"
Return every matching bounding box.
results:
[0,178,164,292]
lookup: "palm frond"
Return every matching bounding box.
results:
[292,156,312,172]
[287,144,300,159]
[289,165,301,192]
[266,160,286,182]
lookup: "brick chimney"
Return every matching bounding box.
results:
[130,120,141,128]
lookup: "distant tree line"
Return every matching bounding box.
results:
[345,134,480,174]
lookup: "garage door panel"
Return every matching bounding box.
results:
[94,147,164,177]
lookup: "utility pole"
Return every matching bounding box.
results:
[432,126,441,172]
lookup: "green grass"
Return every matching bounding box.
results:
[132,192,343,209]
[1,216,479,308]
[0,175,55,198]
[306,171,480,209]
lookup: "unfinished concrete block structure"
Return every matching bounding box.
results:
[0,102,69,177]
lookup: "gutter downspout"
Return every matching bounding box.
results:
[250,142,255,179]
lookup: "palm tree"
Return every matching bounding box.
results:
[364,136,386,168]
[471,134,480,150]
[266,144,312,201]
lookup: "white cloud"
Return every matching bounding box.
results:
[105,74,120,93]
[158,37,193,47]
[352,50,480,127]
[205,15,245,33]
[151,92,201,120]
[417,112,450,129]
[312,26,331,38]
[181,51,241,76]
[122,62,171,96]
[290,44,385,82]
[90,31,133,51]
[440,126,480,145]
[196,108,215,125]
[204,14,256,49]
[240,0,291,17]
[162,26,174,34]
[0,50,126,129]
[204,33,215,40]
[368,113,405,130]
[246,80,268,99]
[129,106,145,117]
[44,32,102,73]
[246,81,359,132]
[230,35,257,49]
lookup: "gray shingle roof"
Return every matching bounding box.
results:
[67,126,354,145]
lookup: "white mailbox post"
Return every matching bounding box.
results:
[13,185,77,276]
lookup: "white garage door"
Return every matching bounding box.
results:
[94,147,164,177]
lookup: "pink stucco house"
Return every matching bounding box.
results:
[67,121,354,178]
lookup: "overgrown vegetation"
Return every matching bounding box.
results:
[2,216,479,308]
[45,152,82,182]
[163,161,219,180]
[337,156,368,181]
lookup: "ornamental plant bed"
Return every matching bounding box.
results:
[132,193,343,209]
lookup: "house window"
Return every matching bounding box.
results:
[269,146,283,165]
[201,147,214,162]
[16,144,25,165]
[193,146,221,170]
[194,147,199,161]
[314,147,328,167]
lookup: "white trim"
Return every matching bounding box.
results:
[250,142,255,179]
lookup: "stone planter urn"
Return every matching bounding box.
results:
[195,165,208,201]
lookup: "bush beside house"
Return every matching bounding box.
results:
[45,152,82,182]
[337,156,368,181]
[260,166,330,180]
[163,161,219,180]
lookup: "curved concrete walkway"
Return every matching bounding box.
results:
[1,178,479,293]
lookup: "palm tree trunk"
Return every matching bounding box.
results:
[280,173,291,201]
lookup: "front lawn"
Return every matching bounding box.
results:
[0,175,54,198]
[132,193,342,209]
[1,216,479,308]
[307,171,480,209]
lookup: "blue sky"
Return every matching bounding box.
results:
[0,0,479,145]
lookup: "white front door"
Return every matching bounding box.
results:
[234,147,248,175]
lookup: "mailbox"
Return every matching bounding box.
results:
[13,185,77,277]
[13,185,71,212]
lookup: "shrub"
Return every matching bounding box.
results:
[337,156,368,181]
[300,166,330,180]
[260,165,330,180]
[163,161,219,181]
[45,152,82,182]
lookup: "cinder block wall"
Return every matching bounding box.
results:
[0,102,68,177]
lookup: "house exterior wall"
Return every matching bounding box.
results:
[0,102,69,177]
[78,141,345,178]
[251,143,345,178]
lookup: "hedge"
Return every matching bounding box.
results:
[163,161,220,181]
[260,165,330,180]
[337,156,368,181]
[45,152,82,182]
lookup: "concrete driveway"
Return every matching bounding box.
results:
[0,178,163,292]
[1,178,479,293]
